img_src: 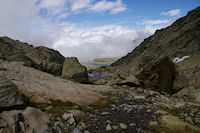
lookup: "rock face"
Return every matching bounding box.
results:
[62,57,88,83]
[0,77,24,109]
[0,37,65,76]
[100,6,200,94]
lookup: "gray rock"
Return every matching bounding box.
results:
[0,119,7,128]
[0,77,24,109]
[0,37,65,76]
[22,107,50,133]
[62,57,88,83]
[71,128,82,133]
[100,112,110,115]
[106,124,112,131]
[68,110,86,122]
[119,123,127,129]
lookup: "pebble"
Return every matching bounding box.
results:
[119,123,127,129]
[71,128,81,133]
[112,125,118,130]
[100,112,110,115]
[106,124,112,131]
[129,123,136,126]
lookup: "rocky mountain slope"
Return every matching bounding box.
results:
[99,6,200,94]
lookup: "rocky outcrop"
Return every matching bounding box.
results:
[0,107,51,133]
[0,60,102,106]
[0,37,65,76]
[0,77,24,110]
[62,57,88,83]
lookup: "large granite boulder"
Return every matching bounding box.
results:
[136,57,177,94]
[62,57,88,83]
[25,46,65,76]
[0,60,102,106]
[0,37,65,76]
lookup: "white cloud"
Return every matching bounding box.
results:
[71,0,91,11]
[142,19,170,25]
[0,0,174,63]
[88,0,127,14]
[51,24,151,62]
[161,9,180,16]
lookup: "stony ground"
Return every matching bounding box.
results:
[71,87,200,133]
[1,84,200,133]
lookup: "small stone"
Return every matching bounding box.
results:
[84,130,90,133]
[119,123,127,129]
[149,121,158,126]
[129,123,136,126]
[71,128,81,133]
[154,110,169,115]
[106,120,112,124]
[147,109,151,112]
[106,124,112,131]
[45,105,52,111]
[112,125,118,130]
[62,113,73,121]
[134,95,145,100]
[174,102,185,108]
[68,117,75,125]
[100,112,110,115]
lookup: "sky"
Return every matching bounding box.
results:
[0,0,199,63]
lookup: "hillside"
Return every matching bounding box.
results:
[98,6,200,94]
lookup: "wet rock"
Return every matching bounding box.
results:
[62,57,88,83]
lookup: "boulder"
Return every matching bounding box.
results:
[0,37,65,76]
[0,60,102,106]
[25,46,65,76]
[136,57,176,94]
[62,57,88,83]
[22,107,50,133]
[0,77,24,110]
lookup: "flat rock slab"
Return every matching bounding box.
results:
[0,61,103,106]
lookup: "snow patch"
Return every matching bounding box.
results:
[173,56,190,63]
